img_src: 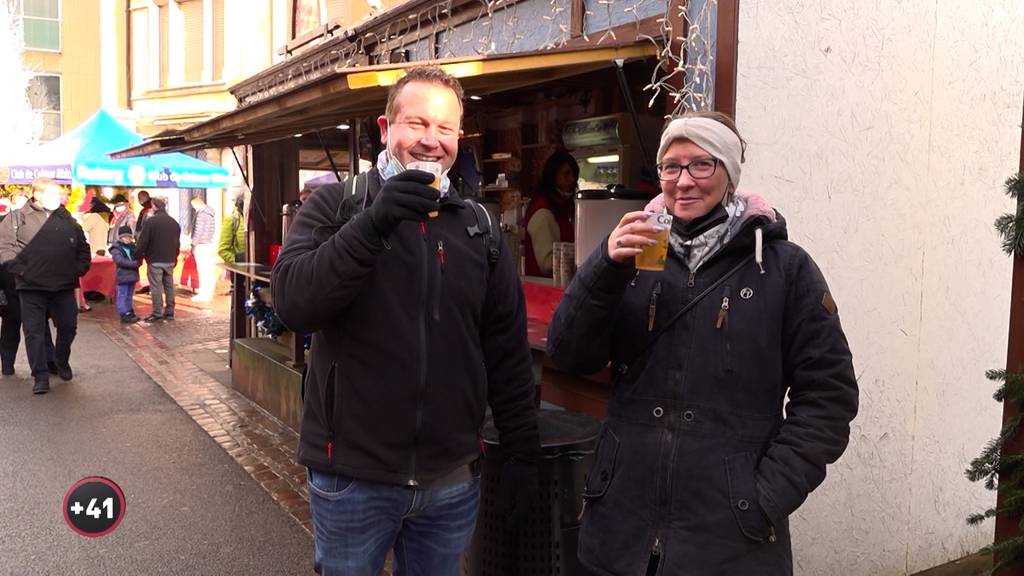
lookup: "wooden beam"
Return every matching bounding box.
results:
[713,0,739,117]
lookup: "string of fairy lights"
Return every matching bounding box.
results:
[242,0,717,116]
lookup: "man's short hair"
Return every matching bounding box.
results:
[31,176,55,193]
[384,66,465,123]
[137,190,150,201]
[151,196,167,210]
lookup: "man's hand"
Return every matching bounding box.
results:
[497,458,539,529]
[365,169,439,236]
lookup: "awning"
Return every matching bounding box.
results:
[112,42,658,158]
[1,108,230,187]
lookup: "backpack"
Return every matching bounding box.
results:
[336,172,502,270]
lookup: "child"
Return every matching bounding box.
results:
[110,225,141,324]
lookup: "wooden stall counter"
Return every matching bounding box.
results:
[220,262,305,431]
[522,279,611,419]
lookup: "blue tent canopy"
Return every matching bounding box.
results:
[0,109,230,188]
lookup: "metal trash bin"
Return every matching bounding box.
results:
[465,409,602,576]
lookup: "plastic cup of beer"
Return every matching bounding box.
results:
[407,161,443,218]
[634,212,673,271]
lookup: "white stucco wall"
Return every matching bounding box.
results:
[734,1,1024,574]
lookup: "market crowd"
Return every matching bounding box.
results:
[0,178,242,394]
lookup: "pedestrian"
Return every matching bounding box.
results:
[272,66,541,576]
[0,209,20,376]
[107,193,136,246]
[136,196,181,322]
[546,111,859,575]
[110,225,141,324]
[0,177,91,394]
[187,195,217,302]
[81,194,112,256]
[135,190,154,235]
[217,193,246,264]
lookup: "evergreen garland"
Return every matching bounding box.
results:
[966,172,1024,573]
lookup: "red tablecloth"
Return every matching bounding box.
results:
[80,256,117,301]
[83,251,201,301]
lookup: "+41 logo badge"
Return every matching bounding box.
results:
[63,476,126,537]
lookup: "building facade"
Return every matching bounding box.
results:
[18,0,127,141]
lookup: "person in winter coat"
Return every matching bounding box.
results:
[546,111,859,576]
[136,196,181,322]
[217,194,246,264]
[187,195,217,302]
[81,194,112,256]
[110,225,141,324]
[107,193,136,246]
[272,66,540,576]
[0,177,91,394]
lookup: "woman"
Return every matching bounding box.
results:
[524,149,578,277]
[106,193,136,247]
[81,195,112,256]
[546,112,858,575]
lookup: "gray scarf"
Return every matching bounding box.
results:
[669,195,749,272]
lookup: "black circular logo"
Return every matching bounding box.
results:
[63,477,126,537]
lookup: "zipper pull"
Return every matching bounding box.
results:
[420,221,427,241]
[437,240,445,272]
[327,440,333,460]
[716,296,730,329]
[577,498,588,522]
[652,536,662,556]
[768,525,777,543]
[647,282,661,332]
[687,270,696,287]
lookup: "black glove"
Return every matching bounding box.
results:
[497,458,539,529]
[366,169,439,236]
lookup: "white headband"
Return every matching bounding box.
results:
[657,117,743,188]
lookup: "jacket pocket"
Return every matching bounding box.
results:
[582,425,621,500]
[307,468,357,500]
[725,451,773,543]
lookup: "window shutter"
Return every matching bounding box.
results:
[325,0,346,23]
[159,4,169,85]
[213,0,224,80]
[130,9,149,92]
[181,0,203,84]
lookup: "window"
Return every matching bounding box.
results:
[18,0,61,51]
[158,3,169,85]
[292,0,322,39]
[26,74,61,140]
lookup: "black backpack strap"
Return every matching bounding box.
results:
[464,198,501,269]
[336,172,368,221]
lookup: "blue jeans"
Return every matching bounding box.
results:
[115,282,135,316]
[307,468,481,576]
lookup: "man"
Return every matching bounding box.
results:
[272,66,540,575]
[0,178,90,394]
[136,196,181,322]
[186,195,217,302]
[134,190,154,235]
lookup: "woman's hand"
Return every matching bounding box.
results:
[607,211,663,264]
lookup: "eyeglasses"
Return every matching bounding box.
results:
[656,158,719,181]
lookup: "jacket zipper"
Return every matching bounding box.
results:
[433,240,445,321]
[716,289,730,329]
[325,362,337,463]
[409,221,430,486]
[647,282,662,332]
[687,269,696,288]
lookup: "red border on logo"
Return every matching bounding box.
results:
[62,476,127,537]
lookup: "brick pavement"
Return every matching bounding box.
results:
[94,293,314,534]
